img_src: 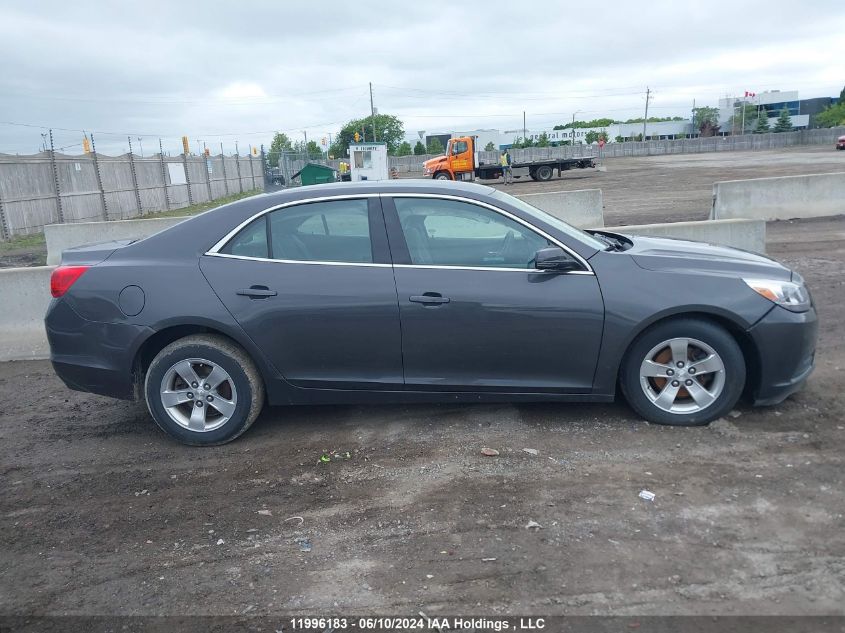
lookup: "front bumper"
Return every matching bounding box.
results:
[748,304,818,405]
[46,299,151,401]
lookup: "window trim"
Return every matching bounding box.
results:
[387,193,594,275]
[205,192,593,275]
[206,194,388,268]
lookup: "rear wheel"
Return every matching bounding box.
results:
[144,334,265,445]
[620,319,745,426]
[535,165,553,181]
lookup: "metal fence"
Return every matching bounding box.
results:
[387,127,845,174]
[0,148,265,240]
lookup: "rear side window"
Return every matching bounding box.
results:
[220,217,269,259]
[219,199,372,264]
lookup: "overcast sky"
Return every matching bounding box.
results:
[1,0,843,156]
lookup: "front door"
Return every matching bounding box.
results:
[449,138,473,177]
[384,195,604,392]
[201,196,403,390]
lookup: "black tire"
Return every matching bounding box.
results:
[620,318,745,426]
[434,171,451,180]
[144,334,265,445]
[535,165,553,181]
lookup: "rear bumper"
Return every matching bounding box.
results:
[45,299,151,401]
[748,304,818,406]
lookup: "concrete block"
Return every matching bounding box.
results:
[605,218,766,254]
[45,217,188,265]
[516,189,604,228]
[0,266,54,361]
[713,172,845,221]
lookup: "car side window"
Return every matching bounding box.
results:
[219,216,269,259]
[268,199,373,263]
[452,140,468,155]
[394,197,550,268]
[219,199,373,263]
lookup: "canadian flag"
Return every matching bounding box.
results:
[745,91,756,97]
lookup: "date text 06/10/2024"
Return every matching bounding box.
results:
[288,617,547,630]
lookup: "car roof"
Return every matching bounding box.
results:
[257,178,495,203]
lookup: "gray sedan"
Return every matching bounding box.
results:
[45,180,817,445]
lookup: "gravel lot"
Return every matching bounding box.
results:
[2,148,844,617]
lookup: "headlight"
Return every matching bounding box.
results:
[743,278,811,312]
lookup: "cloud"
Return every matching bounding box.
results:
[0,0,843,155]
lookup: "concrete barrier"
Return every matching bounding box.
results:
[605,218,766,254]
[45,217,189,265]
[516,189,603,228]
[0,266,54,361]
[712,172,845,221]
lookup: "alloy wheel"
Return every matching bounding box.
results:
[639,337,726,414]
[159,358,238,432]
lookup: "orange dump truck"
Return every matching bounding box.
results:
[423,136,596,182]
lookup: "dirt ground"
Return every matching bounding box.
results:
[483,145,845,226]
[2,149,845,617]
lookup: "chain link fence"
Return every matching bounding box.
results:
[0,143,265,240]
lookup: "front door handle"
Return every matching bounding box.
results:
[410,292,450,305]
[237,285,277,299]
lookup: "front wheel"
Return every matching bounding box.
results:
[620,319,745,426]
[144,334,265,445]
[433,171,451,180]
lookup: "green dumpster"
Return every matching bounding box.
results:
[294,163,336,186]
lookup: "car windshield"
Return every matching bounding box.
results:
[489,189,606,251]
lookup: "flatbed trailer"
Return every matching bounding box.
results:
[423,135,596,182]
[474,156,595,181]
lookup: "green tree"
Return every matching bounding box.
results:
[585,130,608,144]
[306,140,322,157]
[614,135,625,143]
[536,132,550,147]
[754,111,770,134]
[413,140,426,155]
[773,107,793,132]
[332,114,406,156]
[267,132,292,168]
[814,102,845,128]
[692,106,720,128]
[730,103,758,134]
[484,141,496,151]
[395,141,412,156]
[426,137,444,155]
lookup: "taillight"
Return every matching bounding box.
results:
[50,265,89,298]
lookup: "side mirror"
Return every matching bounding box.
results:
[534,246,581,272]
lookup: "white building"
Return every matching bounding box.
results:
[421,88,821,150]
[718,90,810,130]
[349,142,389,181]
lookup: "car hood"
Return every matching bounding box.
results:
[612,233,792,280]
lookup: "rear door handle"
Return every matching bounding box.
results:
[410,293,450,305]
[237,285,277,298]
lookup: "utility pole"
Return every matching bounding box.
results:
[523,111,527,145]
[369,82,377,142]
[691,99,696,137]
[642,87,651,140]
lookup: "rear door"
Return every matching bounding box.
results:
[200,196,403,390]
[383,194,605,392]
